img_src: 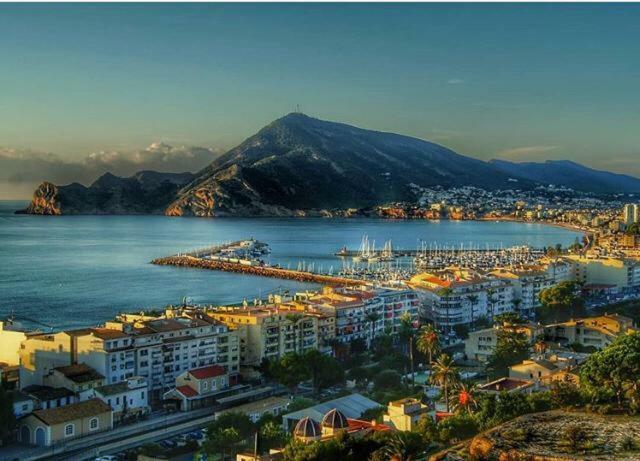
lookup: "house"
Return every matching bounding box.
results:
[0,362,20,389]
[45,363,106,400]
[464,322,543,362]
[217,396,290,423]
[23,385,77,410]
[17,398,112,446]
[9,390,36,418]
[543,314,636,350]
[292,408,390,444]
[476,377,534,395]
[163,364,229,411]
[93,376,149,421]
[509,359,559,381]
[382,398,430,431]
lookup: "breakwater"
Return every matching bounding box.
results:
[151,255,366,285]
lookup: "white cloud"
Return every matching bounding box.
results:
[447,78,464,85]
[496,145,559,159]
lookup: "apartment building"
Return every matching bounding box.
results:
[464,322,544,362]
[543,314,636,350]
[20,309,240,402]
[562,255,640,289]
[490,267,555,319]
[208,305,328,367]
[409,269,515,331]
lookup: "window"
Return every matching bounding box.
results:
[141,391,145,400]
[89,418,99,431]
[116,397,120,405]
[203,381,208,390]
[64,424,74,437]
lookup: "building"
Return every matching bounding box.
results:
[563,255,640,290]
[282,393,382,431]
[543,314,636,350]
[623,203,639,225]
[20,309,241,403]
[217,396,290,423]
[476,377,534,395]
[163,364,230,411]
[382,398,430,431]
[490,267,555,319]
[409,270,515,331]
[292,408,390,444]
[208,305,328,367]
[9,390,36,418]
[464,322,544,362]
[93,376,149,421]
[23,385,77,410]
[44,363,106,401]
[0,321,27,365]
[17,398,112,447]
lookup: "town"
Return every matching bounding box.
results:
[0,203,639,461]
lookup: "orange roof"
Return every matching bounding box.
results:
[346,419,391,432]
[91,328,130,340]
[189,365,226,380]
[176,385,198,398]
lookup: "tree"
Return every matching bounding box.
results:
[398,312,417,387]
[430,353,460,413]
[203,426,245,460]
[304,349,345,392]
[494,312,525,325]
[580,332,640,407]
[451,382,478,415]
[437,413,479,444]
[416,324,440,365]
[466,294,479,329]
[366,311,381,347]
[437,287,454,336]
[373,369,403,392]
[259,421,289,453]
[270,352,310,391]
[0,386,14,445]
[378,431,424,461]
[538,281,585,323]
[486,329,530,379]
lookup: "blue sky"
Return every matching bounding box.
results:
[1,3,640,197]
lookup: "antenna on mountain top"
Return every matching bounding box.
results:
[295,104,302,114]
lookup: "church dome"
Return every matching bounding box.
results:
[321,408,349,429]
[294,417,321,438]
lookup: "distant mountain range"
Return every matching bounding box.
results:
[21,113,640,216]
[490,159,640,194]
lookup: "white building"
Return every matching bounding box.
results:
[93,376,149,421]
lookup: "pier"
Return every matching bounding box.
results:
[152,255,366,285]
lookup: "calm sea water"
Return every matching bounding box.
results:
[0,201,580,329]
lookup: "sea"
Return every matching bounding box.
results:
[0,200,581,330]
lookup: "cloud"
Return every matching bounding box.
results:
[496,145,560,160]
[0,143,222,198]
[447,78,464,85]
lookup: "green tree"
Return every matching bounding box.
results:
[437,413,479,444]
[486,329,530,379]
[538,281,585,323]
[416,324,440,365]
[259,421,289,453]
[270,352,310,391]
[494,312,525,325]
[366,311,381,347]
[373,369,403,392]
[378,431,424,461]
[580,332,640,407]
[398,312,417,387]
[430,353,460,413]
[203,426,245,460]
[304,349,345,392]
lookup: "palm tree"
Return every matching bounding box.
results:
[381,431,423,461]
[437,287,454,337]
[365,311,381,348]
[430,353,460,413]
[466,294,479,330]
[486,288,497,321]
[416,324,440,365]
[452,382,478,415]
[399,312,416,388]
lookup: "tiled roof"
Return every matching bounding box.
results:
[32,399,111,425]
[54,363,104,383]
[189,365,226,380]
[91,328,130,340]
[176,385,198,398]
[24,385,75,401]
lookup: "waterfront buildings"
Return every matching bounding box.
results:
[543,314,636,350]
[464,322,544,362]
[409,269,515,330]
[561,255,640,289]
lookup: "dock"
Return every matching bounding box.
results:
[152,255,366,286]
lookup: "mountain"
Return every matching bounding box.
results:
[165,113,522,216]
[490,159,640,194]
[20,171,195,215]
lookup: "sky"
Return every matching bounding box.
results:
[1,3,640,199]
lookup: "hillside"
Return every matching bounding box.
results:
[19,171,194,215]
[490,159,640,194]
[165,113,522,216]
